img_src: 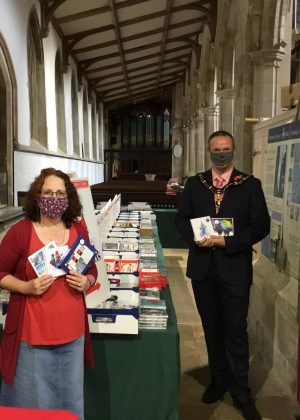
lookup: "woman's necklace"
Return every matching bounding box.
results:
[40,222,66,245]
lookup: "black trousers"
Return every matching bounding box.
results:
[192,264,251,403]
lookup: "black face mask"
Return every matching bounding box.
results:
[210,150,233,168]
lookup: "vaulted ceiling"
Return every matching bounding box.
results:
[40,0,217,107]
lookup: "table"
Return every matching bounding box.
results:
[0,407,77,419]
[154,209,188,248]
[84,224,180,420]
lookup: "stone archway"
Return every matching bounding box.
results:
[71,72,79,155]
[55,49,67,153]
[0,34,16,207]
[82,87,89,158]
[27,7,47,147]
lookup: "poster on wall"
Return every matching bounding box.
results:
[263,122,300,280]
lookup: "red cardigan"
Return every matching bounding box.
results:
[0,219,97,384]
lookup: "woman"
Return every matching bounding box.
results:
[0,168,97,419]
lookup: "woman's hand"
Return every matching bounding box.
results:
[66,271,90,292]
[25,275,55,295]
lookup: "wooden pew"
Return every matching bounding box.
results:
[90,180,179,208]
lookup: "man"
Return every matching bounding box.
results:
[175,130,270,420]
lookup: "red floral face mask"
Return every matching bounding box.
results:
[37,196,69,218]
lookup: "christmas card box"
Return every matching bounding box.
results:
[117,259,139,274]
[57,236,97,275]
[86,289,139,334]
[190,216,215,241]
[108,273,139,290]
[104,258,118,273]
[211,217,234,236]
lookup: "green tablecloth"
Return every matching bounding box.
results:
[154,209,188,249]
[84,223,180,420]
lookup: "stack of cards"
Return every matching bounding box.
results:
[58,236,98,274]
[190,216,234,241]
[28,241,68,278]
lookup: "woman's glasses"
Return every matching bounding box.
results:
[41,190,67,198]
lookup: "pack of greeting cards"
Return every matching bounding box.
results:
[28,241,68,278]
[190,216,234,240]
[57,236,98,274]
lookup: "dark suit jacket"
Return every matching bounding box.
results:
[175,168,270,285]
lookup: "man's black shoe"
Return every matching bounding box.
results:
[201,383,226,404]
[233,399,262,420]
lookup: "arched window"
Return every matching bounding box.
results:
[92,102,97,160]
[71,72,79,155]
[83,87,89,158]
[55,50,66,153]
[0,34,16,206]
[27,8,47,147]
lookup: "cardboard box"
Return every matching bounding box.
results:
[87,289,139,334]
[281,83,300,108]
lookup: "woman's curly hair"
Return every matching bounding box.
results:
[24,168,82,228]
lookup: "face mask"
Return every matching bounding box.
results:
[210,150,233,168]
[37,196,69,218]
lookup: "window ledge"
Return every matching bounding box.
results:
[0,206,24,228]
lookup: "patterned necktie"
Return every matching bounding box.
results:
[214,176,225,189]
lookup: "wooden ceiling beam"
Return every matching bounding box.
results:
[130,78,182,94]
[55,0,151,24]
[101,77,180,98]
[40,0,67,37]
[105,91,172,106]
[73,28,199,55]
[73,31,199,54]
[93,67,184,88]
[80,43,189,69]
[64,17,204,67]
[103,84,174,103]
[87,61,185,79]
[64,15,204,52]
[155,0,173,90]
[108,0,131,96]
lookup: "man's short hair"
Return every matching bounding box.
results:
[208,130,235,148]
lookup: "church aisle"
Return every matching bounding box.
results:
[163,248,296,420]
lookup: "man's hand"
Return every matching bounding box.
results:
[194,236,226,248]
[211,235,225,247]
[194,237,214,247]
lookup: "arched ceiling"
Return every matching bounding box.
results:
[40,0,217,107]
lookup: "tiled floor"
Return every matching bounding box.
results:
[163,248,297,420]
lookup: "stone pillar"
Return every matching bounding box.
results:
[182,126,189,178]
[171,83,184,181]
[194,114,206,173]
[250,49,285,118]
[171,117,183,181]
[188,120,196,176]
[216,88,234,132]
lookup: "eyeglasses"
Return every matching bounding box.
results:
[41,190,67,198]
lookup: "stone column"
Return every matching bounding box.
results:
[182,126,189,178]
[171,117,183,181]
[188,120,196,176]
[250,49,285,118]
[216,88,234,132]
[194,114,206,173]
[171,83,184,181]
